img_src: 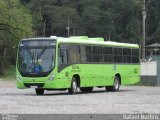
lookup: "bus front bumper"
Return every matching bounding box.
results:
[17,79,70,89]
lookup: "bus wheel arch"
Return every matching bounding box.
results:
[106,74,121,92]
[112,74,121,91]
[115,73,121,85]
[68,74,80,94]
[73,74,80,87]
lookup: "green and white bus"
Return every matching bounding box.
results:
[16,36,140,95]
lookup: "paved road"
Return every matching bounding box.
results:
[0,80,160,114]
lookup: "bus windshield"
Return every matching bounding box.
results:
[18,40,56,77]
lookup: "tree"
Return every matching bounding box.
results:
[44,5,83,36]
[0,0,33,74]
[146,0,160,44]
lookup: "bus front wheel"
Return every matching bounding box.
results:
[35,88,44,95]
[106,76,120,92]
[68,77,78,94]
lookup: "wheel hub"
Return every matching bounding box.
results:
[73,81,77,92]
[114,79,119,89]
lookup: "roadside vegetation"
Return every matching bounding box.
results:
[0,65,16,80]
[1,0,160,78]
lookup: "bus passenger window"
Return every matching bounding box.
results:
[123,48,131,63]
[92,46,103,62]
[132,49,139,63]
[80,46,87,63]
[58,49,68,65]
[103,47,113,63]
[85,46,92,62]
[70,45,80,63]
[113,48,122,63]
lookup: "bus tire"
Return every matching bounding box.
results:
[80,87,93,93]
[106,76,120,92]
[68,77,78,94]
[35,88,44,95]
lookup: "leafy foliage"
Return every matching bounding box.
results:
[1,0,160,74]
[0,0,33,73]
[23,0,143,43]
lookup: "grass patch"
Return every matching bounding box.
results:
[0,65,16,80]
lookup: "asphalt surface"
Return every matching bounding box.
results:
[0,80,160,114]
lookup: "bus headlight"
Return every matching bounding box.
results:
[49,74,55,81]
[17,76,21,81]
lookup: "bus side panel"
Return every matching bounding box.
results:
[103,64,115,86]
[79,64,104,87]
[116,64,140,85]
[43,68,72,89]
[79,64,114,87]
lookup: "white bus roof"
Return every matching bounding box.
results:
[57,37,139,48]
[21,36,139,48]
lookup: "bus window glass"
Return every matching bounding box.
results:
[19,47,55,73]
[103,47,113,62]
[70,45,80,63]
[103,47,112,55]
[123,48,131,63]
[132,49,138,55]
[114,48,122,63]
[123,48,131,55]
[85,46,92,62]
[132,49,139,63]
[80,46,87,63]
[92,46,103,62]
[93,46,102,54]
[58,49,68,65]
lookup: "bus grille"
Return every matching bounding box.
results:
[24,83,44,88]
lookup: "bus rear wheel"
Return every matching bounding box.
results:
[80,87,93,93]
[68,77,78,94]
[106,76,120,92]
[35,88,44,95]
